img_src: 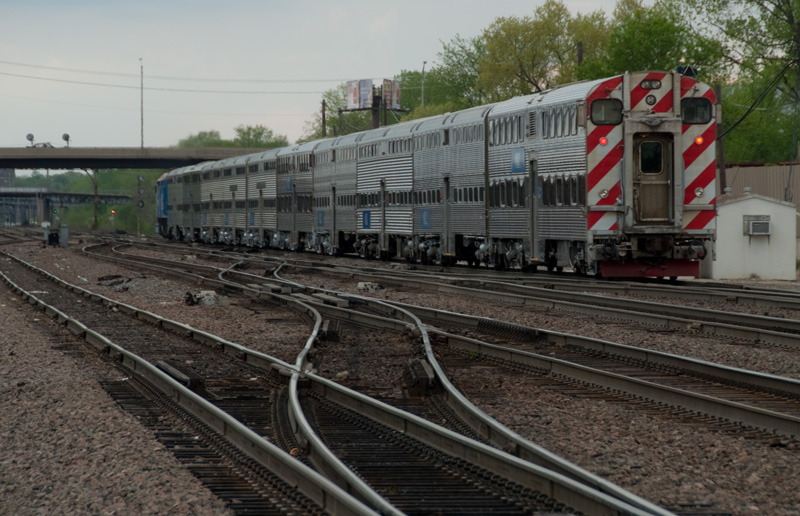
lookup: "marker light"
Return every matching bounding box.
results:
[599,189,609,199]
[599,137,608,146]
[695,136,704,145]
[694,187,705,198]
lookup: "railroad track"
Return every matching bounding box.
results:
[1,246,660,515]
[99,241,800,349]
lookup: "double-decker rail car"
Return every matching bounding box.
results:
[244,149,279,248]
[354,121,416,260]
[160,70,716,278]
[275,142,318,250]
[312,134,360,255]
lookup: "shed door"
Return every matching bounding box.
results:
[633,133,673,224]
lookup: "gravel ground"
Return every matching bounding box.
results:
[3,238,800,515]
[0,255,233,515]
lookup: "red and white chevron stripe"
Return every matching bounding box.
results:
[586,76,623,231]
[630,72,671,113]
[680,78,716,231]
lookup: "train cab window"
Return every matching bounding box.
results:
[681,98,713,124]
[590,99,623,125]
[640,141,663,174]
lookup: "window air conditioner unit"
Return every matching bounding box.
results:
[748,220,771,235]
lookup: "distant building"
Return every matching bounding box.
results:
[0,169,14,186]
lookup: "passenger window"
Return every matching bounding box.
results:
[590,99,623,125]
[556,177,564,205]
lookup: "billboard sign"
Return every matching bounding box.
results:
[359,79,373,108]
[347,81,359,109]
[392,80,401,109]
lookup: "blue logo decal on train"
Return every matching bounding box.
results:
[511,148,526,174]
[362,210,371,229]
[420,207,431,229]
[317,210,325,227]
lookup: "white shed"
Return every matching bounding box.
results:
[700,191,797,280]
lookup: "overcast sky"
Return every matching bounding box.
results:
[1,0,619,151]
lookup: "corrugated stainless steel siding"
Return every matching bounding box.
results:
[357,156,413,191]
[488,208,527,237]
[357,208,413,234]
[450,205,486,235]
[537,207,587,240]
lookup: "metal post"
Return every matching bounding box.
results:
[322,99,327,138]
[421,61,427,107]
[140,58,144,148]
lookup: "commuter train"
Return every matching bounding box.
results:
[157,70,717,278]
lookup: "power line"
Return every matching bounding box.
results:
[718,60,798,140]
[0,71,325,94]
[0,59,393,84]
[0,93,308,118]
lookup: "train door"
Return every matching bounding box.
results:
[632,133,673,225]
[528,158,540,264]
[331,186,337,251]
[443,176,451,262]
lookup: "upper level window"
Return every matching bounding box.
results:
[681,98,712,124]
[590,99,623,125]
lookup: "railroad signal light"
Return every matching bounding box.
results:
[111,209,116,214]
[53,208,58,214]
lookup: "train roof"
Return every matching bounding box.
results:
[411,113,451,133]
[359,125,393,143]
[330,132,364,147]
[247,148,281,161]
[215,153,252,168]
[276,139,322,156]
[382,119,418,138]
[443,104,495,126]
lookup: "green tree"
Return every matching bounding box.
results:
[233,124,288,149]
[673,0,800,163]
[397,35,488,121]
[477,0,609,100]
[721,77,796,163]
[177,130,231,148]
[178,125,287,149]
[579,1,724,81]
[14,169,163,234]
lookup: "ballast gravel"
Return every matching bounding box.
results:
[2,237,800,516]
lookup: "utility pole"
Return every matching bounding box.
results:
[321,99,327,138]
[715,84,727,193]
[140,58,144,149]
[421,61,427,107]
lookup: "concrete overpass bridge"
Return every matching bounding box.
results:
[0,146,259,226]
[0,187,129,226]
[0,146,261,170]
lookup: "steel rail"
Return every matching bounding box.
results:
[8,247,661,515]
[272,264,674,516]
[0,252,378,516]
